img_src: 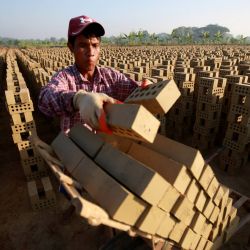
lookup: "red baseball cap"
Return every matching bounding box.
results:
[68,15,105,38]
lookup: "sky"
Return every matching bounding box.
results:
[0,0,249,39]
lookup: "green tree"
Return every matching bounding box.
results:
[200,31,210,44]
[214,31,223,44]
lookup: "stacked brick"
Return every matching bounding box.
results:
[219,59,238,78]
[51,123,240,250]
[193,77,227,150]
[0,49,6,79]
[11,46,250,175]
[220,82,250,174]
[164,69,196,140]
[4,50,56,211]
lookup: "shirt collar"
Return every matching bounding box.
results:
[72,64,103,84]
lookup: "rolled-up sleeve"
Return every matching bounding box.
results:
[38,72,76,117]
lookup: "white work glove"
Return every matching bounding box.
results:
[73,90,115,129]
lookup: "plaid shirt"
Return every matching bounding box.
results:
[38,64,138,133]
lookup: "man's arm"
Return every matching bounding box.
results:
[110,70,139,101]
[38,72,76,117]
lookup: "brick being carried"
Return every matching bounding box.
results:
[124,79,181,114]
[105,103,160,143]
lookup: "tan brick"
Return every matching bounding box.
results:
[27,177,56,211]
[199,164,214,190]
[11,121,36,134]
[219,217,228,235]
[228,206,237,226]
[204,240,213,250]
[168,221,187,243]
[158,186,180,212]
[213,185,224,206]
[12,129,37,144]
[209,226,219,241]
[142,134,204,180]
[211,234,223,250]
[136,206,166,234]
[8,101,34,115]
[19,88,31,103]
[51,132,86,173]
[185,179,200,203]
[223,197,233,220]
[195,189,208,212]
[5,90,16,105]
[171,195,194,225]
[207,176,220,198]
[224,216,240,242]
[11,111,33,124]
[190,211,206,233]
[202,222,213,239]
[156,214,176,238]
[210,205,220,224]
[125,79,181,114]
[190,233,201,250]
[179,228,196,249]
[95,143,169,205]
[98,133,133,153]
[105,103,160,143]
[220,186,229,209]
[127,142,192,194]
[214,208,223,228]
[68,124,104,157]
[196,236,207,249]
[203,198,215,220]
[72,151,146,225]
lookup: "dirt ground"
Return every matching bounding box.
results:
[0,82,249,250]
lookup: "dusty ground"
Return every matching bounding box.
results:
[0,80,249,250]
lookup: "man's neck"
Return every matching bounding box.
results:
[77,65,96,82]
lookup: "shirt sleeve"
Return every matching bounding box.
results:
[38,72,76,117]
[111,70,140,102]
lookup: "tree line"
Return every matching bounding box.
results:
[1,24,249,47]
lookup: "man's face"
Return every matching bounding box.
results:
[69,35,101,74]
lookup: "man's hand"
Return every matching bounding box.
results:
[73,90,115,129]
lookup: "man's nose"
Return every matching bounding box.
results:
[87,46,95,56]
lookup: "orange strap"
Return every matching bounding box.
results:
[98,100,123,134]
[141,79,151,89]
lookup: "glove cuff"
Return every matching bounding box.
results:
[73,90,87,109]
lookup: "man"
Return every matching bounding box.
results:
[38,15,140,133]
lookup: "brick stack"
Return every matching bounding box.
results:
[219,75,249,142]
[4,50,56,211]
[220,82,250,174]
[164,70,196,140]
[51,124,240,250]
[219,60,238,78]
[192,77,227,151]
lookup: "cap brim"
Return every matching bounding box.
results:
[69,22,105,37]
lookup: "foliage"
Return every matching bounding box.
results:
[0,24,249,47]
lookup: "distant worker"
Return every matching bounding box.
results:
[38,15,149,133]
